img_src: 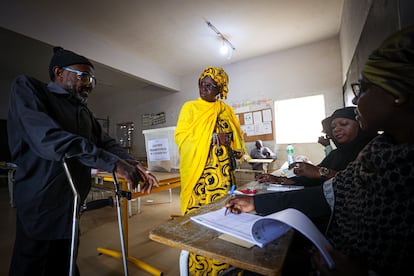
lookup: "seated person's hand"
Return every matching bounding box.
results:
[225,195,255,214]
[262,147,277,159]
[288,162,320,179]
[255,173,295,185]
[318,135,331,147]
[311,245,369,276]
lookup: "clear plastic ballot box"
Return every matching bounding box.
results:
[142,126,179,172]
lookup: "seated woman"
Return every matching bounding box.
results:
[249,140,277,170]
[225,25,414,276]
[256,106,377,186]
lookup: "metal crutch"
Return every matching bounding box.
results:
[111,171,130,276]
[62,158,81,276]
[63,158,130,276]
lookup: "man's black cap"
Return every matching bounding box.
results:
[48,46,94,80]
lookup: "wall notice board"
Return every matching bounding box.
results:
[237,108,274,142]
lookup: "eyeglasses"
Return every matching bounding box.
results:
[62,67,96,87]
[351,82,361,98]
[200,82,218,90]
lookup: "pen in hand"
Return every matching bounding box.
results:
[224,185,236,216]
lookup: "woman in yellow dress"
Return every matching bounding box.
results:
[175,66,247,275]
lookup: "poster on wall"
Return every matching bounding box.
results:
[262,109,272,122]
[253,111,262,124]
[254,121,272,135]
[241,124,255,136]
[142,112,166,127]
[244,113,253,125]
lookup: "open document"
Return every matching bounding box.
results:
[191,207,335,269]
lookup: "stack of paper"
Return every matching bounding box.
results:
[191,208,335,269]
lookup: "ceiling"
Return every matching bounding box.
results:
[0,0,344,94]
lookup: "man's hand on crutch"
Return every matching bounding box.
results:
[114,159,159,194]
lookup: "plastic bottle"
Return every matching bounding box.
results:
[286,144,295,165]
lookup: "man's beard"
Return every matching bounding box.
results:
[66,85,88,104]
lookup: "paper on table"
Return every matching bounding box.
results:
[267,184,304,192]
[191,208,335,269]
[272,167,296,178]
[218,234,255,248]
[191,208,291,248]
[252,208,335,269]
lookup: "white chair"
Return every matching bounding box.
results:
[179,250,189,276]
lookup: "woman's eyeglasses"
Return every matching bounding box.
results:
[200,82,218,91]
[351,82,361,98]
[62,67,97,87]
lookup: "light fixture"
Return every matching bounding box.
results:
[220,41,229,55]
[206,20,235,59]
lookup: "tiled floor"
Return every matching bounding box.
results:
[0,182,182,275]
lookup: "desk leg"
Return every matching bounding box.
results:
[97,194,163,275]
[138,197,141,214]
[263,163,269,173]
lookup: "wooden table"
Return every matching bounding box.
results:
[149,199,294,276]
[248,158,275,173]
[91,171,181,276]
[92,171,181,214]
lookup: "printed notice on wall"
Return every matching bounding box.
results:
[148,138,170,161]
[262,109,272,122]
[241,124,255,136]
[244,113,253,125]
[253,111,263,124]
[254,121,272,135]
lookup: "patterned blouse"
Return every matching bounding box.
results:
[328,134,414,274]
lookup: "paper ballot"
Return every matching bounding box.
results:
[191,208,335,269]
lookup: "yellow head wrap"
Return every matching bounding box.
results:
[362,25,414,103]
[199,66,229,99]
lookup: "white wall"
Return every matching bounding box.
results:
[225,37,342,113]
[89,36,343,166]
[0,36,343,166]
[339,0,372,82]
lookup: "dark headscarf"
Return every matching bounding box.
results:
[48,46,94,81]
[330,106,356,121]
[323,107,357,138]
[319,106,376,171]
[362,25,414,103]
